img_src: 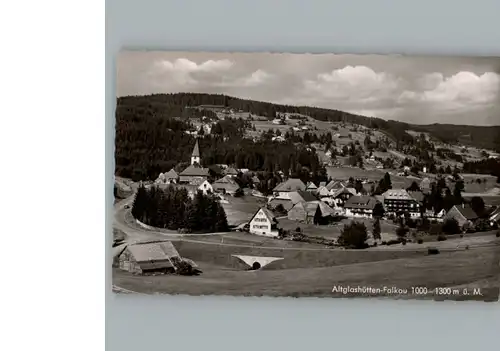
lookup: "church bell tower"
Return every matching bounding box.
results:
[191,139,201,165]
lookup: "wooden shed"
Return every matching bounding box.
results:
[117,241,182,274]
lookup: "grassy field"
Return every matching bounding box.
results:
[221,195,267,226]
[112,244,499,300]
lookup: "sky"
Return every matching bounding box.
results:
[117,51,500,126]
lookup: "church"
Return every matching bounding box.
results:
[178,139,211,183]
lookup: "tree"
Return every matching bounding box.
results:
[373,202,385,219]
[372,218,382,240]
[337,221,368,249]
[234,188,244,197]
[354,179,364,194]
[131,185,148,222]
[470,196,485,217]
[453,180,464,204]
[407,181,420,192]
[313,205,322,225]
[396,223,409,238]
[442,218,460,235]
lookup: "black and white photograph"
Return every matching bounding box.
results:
[112,51,500,301]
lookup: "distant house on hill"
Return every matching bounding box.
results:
[344,196,379,219]
[444,204,479,228]
[212,175,240,195]
[419,177,432,194]
[272,178,306,199]
[249,207,280,237]
[116,241,182,274]
[155,169,178,184]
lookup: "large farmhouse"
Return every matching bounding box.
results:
[249,207,280,237]
[382,189,421,218]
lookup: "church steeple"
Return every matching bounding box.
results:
[191,139,201,165]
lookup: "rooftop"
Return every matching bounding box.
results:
[344,196,378,210]
[126,241,180,263]
[273,178,306,192]
[179,165,210,177]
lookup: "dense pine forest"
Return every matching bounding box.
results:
[131,185,229,233]
[114,93,500,181]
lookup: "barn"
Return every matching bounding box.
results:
[116,241,182,274]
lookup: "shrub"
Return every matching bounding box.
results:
[381,241,387,245]
[442,218,460,235]
[417,238,424,244]
[437,235,447,241]
[402,241,407,245]
[337,221,369,249]
[176,260,194,276]
[496,231,500,238]
[428,248,440,255]
[429,223,443,235]
[459,234,464,238]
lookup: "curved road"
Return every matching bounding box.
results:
[113,193,499,253]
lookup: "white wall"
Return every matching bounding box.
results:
[250,210,279,237]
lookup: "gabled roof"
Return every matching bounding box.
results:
[383,189,414,200]
[319,181,327,187]
[316,186,330,197]
[288,190,318,204]
[344,196,378,210]
[307,200,335,217]
[163,169,178,179]
[191,139,200,157]
[332,187,357,198]
[454,205,479,220]
[268,198,294,211]
[214,175,238,185]
[179,165,210,177]
[224,167,239,175]
[249,207,277,224]
[126,241,180,263]
[326,180,345,191]
[306,181,318,190]
[408,190,424,203]
[273,178,306,192]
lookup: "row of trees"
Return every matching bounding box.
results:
[131,185,229,233]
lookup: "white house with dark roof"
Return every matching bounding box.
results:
[444,204,479,228]
[382,189,421,218]
[249,207,280,237]
[344,196,379,218]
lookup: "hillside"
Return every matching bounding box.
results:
[116,93,500,152]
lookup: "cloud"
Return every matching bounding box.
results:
[303,65,402,103]
[215,69,273,88]
[151,58,235,87]
[399,71,500,111]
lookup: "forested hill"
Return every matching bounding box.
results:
[116,93,500,151]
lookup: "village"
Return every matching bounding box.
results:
[113,102,500,298]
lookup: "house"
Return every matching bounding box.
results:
[325,180,346,193]
[425,208,446,222]
[223,167,239,177]
[272,178,306,199]
[444,204,479,228]
[116,241,181,274]
[316,185,330,198]
[382,189,421,218]
[331,186,357,207]
[344,196,379,218]
[155,169,178,184]
[212,175,240,195]
[169,179,213,199]
[288,200,338,224]
[179,165,211,183]
[249,207,280,237]
[267,190,317,212]
[420,177,432,194]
